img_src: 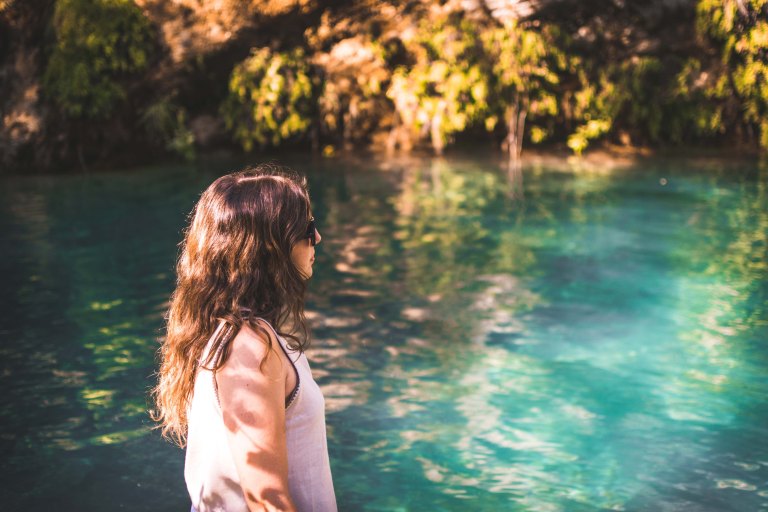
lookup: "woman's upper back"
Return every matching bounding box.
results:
[185,319,337,512]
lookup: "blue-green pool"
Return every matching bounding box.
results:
[1,155,766,511]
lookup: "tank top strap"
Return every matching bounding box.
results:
[200,320,234,368]
[250,316,284,346]
[239,311,300,357]
[203,314,301,410]
[249,316,302,409]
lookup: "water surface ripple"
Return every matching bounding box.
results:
[0,157,766,511]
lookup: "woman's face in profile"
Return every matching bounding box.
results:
[290,216,321,279]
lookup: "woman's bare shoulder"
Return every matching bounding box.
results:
[224,320,281,373]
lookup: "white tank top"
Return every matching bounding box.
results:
[185,320,337,512]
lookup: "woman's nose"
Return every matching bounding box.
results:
[315,228,322,245]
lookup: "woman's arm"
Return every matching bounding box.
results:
[217,324,297,512]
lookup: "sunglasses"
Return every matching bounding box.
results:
[306,216,317,246]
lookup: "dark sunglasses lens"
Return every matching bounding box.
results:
[307,219,316,246]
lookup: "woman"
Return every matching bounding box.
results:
[153,164,337,512]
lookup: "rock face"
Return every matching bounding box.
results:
[138,0,244,64]
[1,1,51,170]
[1,49,45,169]
[312,35,391,147]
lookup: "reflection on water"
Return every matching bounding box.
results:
[0,157,766,511]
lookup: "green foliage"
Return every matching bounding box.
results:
[34,1,768,163]
[565,65,620,153]
[567,119,612,155]
[378,3,766,154]
[668,58,726,142]
[564,56,667,152]
[692,0,768,148]
[43,0,154,119]
[221,47,315,150]
[622,58,666,141]
[386,15,491,153]
[140,97,195,161]
[481,22,563,143]
[482,25,561,97]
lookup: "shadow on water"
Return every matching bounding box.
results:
[0,166,213,511]
[0,155,766,511]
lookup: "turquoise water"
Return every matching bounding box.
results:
[0,156,766,511]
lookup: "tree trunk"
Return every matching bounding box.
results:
[515,102,527,159]
[431,100,446,156]
[504,103,518,159]
[505,97,528,161]
[77,142,89,172]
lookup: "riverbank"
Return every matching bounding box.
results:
[3,0,766,174]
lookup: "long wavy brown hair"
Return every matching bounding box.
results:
[152,163,313,446]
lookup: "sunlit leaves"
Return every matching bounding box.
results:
[38,0,768,157]
[692,0,768,148]
[222,47,315,150]
[567,120,612,155]
[529,126,548,144]
[479,22,563,150]
[481,23,559,98]
[565,55,671,151]
[386,15,491,154]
